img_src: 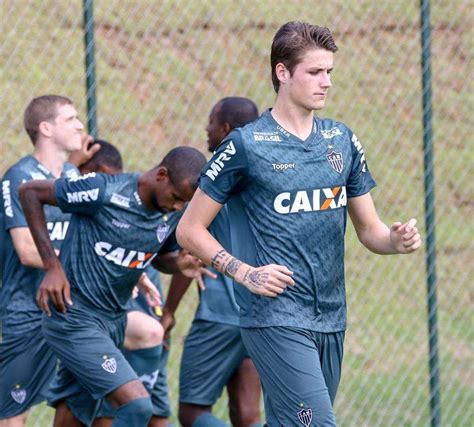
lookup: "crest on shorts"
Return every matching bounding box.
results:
[156,223,169,243]
[297,407,313,426]
[11,385,27,404]
[326,150,344,173]
[101,357,117,374]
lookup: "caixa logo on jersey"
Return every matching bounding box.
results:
[205,141,236,181]
[94,242,157,269]
[274,186,347,214]
[47,221,69,241]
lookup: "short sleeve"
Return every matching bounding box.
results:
[199,130,250,204]
[346,129,377,198]
[158,229,181,255]
[2,168,29,230]
[54,172,107,216]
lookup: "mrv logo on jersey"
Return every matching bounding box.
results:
[67,188,99,203]
[94,242,157,269]
[274,186,347,214]
[205,141,236,181]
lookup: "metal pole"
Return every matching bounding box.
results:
[419,1,441,426]
[83,0,98,138]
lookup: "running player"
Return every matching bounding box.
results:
[177,22,422,426]
[19,146,207,427]
[0,95,96,427]
[161,97,263,427]
[78,139,173,427]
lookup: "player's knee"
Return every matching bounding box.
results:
[126,316,163,350]
[115,397,152,426]
[141,322,163,347]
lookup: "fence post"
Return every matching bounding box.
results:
[83,0,98,138]
[419,1,441,426]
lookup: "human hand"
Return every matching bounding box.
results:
[36,264,73,316]
[235,264,295,297]
[136,273,161,307]
[68,134,100,167]
[390,218,422,253]
[176,250,216,290]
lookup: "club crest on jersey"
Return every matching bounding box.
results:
[326,150,344,173]
[11,386,27,404]
[297,408,313,426]
[156,223,170,243]
[102,357,117,373]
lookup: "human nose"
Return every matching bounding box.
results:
[321,72,331,88]
[76,119,84,130]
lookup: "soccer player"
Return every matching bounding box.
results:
[176,22,422,426]
[0,95,96,427]
[78,139,173,427]
[161,97,263,427]
[19,146,207,427]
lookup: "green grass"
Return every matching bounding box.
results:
[1,1,472,426]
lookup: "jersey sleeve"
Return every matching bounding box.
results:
[346,128,377,198]
[199,130,250,204]
[54,172,107,216]
[2,168,30,230]
[158,229,181,255]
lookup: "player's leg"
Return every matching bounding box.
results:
[179,320,243,427]
[53,401,86,427]
[317,331,345,405]
[241,326,336,427]
[94,310,163,426]
[42,301,152,427]
[227,357,262,427]
[0,328,57,427]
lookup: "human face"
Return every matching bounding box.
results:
[50,104,84,152]
[285,48,334,111]
[206,103,227,152]
[155,174,195,213]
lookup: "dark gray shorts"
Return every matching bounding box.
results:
[179,320,247,406]
[0,325,57,419]
[241,326,344,427]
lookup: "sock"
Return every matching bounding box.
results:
[112,397,152,427]
[123,345,162,393]
[192,412,228,427]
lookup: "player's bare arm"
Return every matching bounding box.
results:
[348,192,422,254]
[10,227,45,268]
[177,188,295,297]
[19,179,72,316]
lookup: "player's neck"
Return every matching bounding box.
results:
[272,97,314,141]
[33,141,68,178]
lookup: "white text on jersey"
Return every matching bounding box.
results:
[274,186,347,214]
[66,188,99,203]
[2,180,13,217]
[205,141,236,181]
[94,241,157,269]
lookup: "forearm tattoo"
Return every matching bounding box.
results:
[243,268,268,289]
[210,249,243,279]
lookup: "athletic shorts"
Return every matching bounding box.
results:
[44,296,137,425]
[0,325,57,419]
[179,320,248,406]
[241,326,345,427]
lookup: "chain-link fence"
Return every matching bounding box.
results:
[1,1,472,426]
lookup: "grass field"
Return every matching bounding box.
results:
[1,1,472,426]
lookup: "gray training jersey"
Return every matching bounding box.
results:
[194,205,240,326]
[1,155,79,333]
[54,172,180,314]
[199,110,376,333]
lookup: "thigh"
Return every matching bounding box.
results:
[42,307,137,401]
[179,320,245,406]
[0,328,57,419]
[241,327,336,427]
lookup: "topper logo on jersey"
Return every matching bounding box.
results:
[274,186,347,214]
[351,133,367,172]
[2,180,13,218]
[205,141,236,181]
[94,241,157,269]
[47,221,69,241]
[66,188,99,203]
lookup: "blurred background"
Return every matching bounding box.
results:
[1,1,472,426]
